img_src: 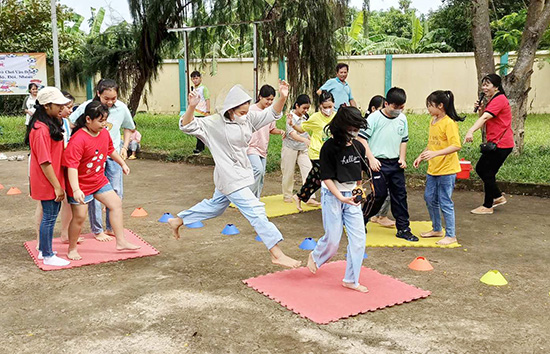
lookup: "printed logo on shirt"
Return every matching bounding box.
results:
[86,150,104,174]
[106,122,113,131]
[341,155,361,165]
[397,121,406,136]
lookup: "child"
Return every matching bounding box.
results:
[25,87,71,266]
[306,106,369,292]
[281,94,312,202]
[23,83,39,126]
[364,95,396,228]
[169,81,301,269]
[63,101,140,260]
[291,91,335,211]
[190,70,211,154]
[359,87,418,242]
[247,84,286,198]
[413,90,464,245]
[69,79,135,242]
[128,124,141,160]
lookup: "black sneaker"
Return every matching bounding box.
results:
[396,229,419,242]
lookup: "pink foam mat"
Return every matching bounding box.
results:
[24,229,159,271]
[243,261,430,324]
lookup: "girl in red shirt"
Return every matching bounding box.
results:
[63,101,140,261]
[25,87,72,267]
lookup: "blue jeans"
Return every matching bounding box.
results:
[88,158,123,234]
[68,183,114,205]
[39,200,61,258]
[312,187,366,286]
[177,187,283,250]
[248,154,267,199]
[424,174,456,237]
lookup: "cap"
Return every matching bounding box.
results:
[37,87,71,105]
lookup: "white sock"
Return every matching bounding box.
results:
[37,251,57,260]
[43,255,70,266]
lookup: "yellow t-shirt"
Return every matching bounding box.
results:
[427,116,461,176]
[301,111,335,160]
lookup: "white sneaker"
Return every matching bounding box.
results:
[38,250,57,260]
[0,153,7,160]
[43,255,70,266]
[16,155,24,161]
[7,155,16,161]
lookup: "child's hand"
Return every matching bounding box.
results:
[304,138,311,147]
[368,157,381,172]
[398,158,407,169]
[120,147,128,160]
[122,164,130,175]
[280,130,286,139]
[54,187,65,202]
[420,150,438,161]
[188,90,200,107]
[278,79,289,98]
[340,196,360,207]
[463,130,474,143]
[74,189,86,205]
[413,156,422,168]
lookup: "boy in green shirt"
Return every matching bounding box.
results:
[190,71,210,154]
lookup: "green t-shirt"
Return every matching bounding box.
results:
[359,110,409,159]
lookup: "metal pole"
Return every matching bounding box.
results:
[50,0,61,88]
[253,23,258,99]
[184,31,189,105]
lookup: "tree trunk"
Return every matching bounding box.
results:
[471,0,495,85]
[128,70,149,116]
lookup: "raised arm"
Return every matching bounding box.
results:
[180,91,200,127]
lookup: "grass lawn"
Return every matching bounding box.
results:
[2,112,549,184]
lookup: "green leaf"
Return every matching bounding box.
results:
[349,11,364,40]
[90,7,105,36]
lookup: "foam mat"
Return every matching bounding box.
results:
[230,194,321,218]
[366,221,462,248]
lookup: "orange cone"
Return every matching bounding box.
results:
[408,256,434,271]
[7,187,22,195]
[131,207,148,217]
[0,184,4,190]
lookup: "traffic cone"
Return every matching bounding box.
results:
[158,213,174,223]
[408,256,434,271]
[221,223,240,235]
[480,270,508,286]
[0,184,4,190]
[299,237,317,250]
[254,235,262,242]
[131,207,148,217]
[186,221,204,229]
[7,187,22,195]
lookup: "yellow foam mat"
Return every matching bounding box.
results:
[366,221,462,248]
[230,194,321,218]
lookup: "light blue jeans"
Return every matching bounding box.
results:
[424,174,456,238]
[247,154,267,199]
[312,187,366,286]
[39,200,61,258]
[177,187,283,250]
[88,158,123,234]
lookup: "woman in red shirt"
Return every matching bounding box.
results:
[25,87,72,267]
[63,101,140,261]
[464,74,514,215]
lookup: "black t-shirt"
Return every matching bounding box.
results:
[320,138,367,183]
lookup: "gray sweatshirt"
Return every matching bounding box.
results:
[179,106,282,195]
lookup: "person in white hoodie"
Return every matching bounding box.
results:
[168,81,301,269]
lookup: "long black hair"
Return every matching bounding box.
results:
[72,101,110,135]
[482,73,506,96]
[93,78,119,101]
[24,100,64,145]
[366,95,386,117]
[426,90,465,122]
[257,84,276,102]
[325,106,367,147]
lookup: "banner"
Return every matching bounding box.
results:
[0,53,47,95]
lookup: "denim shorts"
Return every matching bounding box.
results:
[68,182,114,205]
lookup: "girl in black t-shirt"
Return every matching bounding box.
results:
[306,106,370,293]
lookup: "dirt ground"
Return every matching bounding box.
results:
[1,152,549,354]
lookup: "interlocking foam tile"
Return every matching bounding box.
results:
[230,194,321,218]
[24,229,159,271]
[366,221,462,248]
[244,261,430,324]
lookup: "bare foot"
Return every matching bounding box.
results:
[116,240,141,251]
[67,249,82,260]
[167,217,183,240]
[420,230,444,238]
[60,236,85,244]
[94,232,114,242]
[283,198,293,203]
[376,216,396,228]
[436,237,458,245]
[342,281,369,293]
[306,198,321,207]
[307,252,317,274]
[292,194,303,212]
[105,230,115,236]
[271,254,301,269]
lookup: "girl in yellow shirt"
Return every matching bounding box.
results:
[413,90,464,245]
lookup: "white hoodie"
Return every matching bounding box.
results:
[179,85,282,195]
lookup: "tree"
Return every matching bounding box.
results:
[471,0,550,153]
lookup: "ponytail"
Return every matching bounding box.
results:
[426,90,465,122]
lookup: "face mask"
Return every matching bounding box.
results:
[387,109,402,118]
[234,113,247,124]
[321,108,333,116]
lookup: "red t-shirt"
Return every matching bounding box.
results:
[62,128,114,196]
[484,93,515,148]
[29,121,65,201]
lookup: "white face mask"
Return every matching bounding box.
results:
[321,108,333,116]
[234,113,247,124]
[387,109,402,118]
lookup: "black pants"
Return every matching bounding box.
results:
[475,147,512,208]
[297,159,321,202]
[362,158,410,231]
[195,137,205,152]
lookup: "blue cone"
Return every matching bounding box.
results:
[345,252,368,259]
[158,213,175,223]
[221,223,240,235]
[254,235,262,242]
[186,221,204,229]
[299,237,317,250]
